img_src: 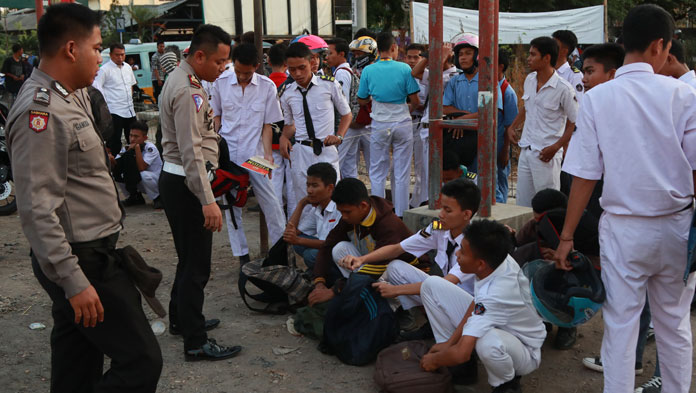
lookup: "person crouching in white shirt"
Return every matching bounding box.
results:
[419,220,547,393]
[211,43,287,266]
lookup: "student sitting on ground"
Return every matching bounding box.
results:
[307,178,424,306]
[110,121,163,209]
[512,188,568,248]
[419,219,547,393]
[283,163,342,278]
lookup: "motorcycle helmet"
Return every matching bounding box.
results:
[292,34,329,71]
[527,251,605,328]
[349,36,378,70]
[452,33,479,73]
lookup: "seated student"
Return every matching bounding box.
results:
[283,163,341,274]
[110,121,163,209]
[513,188,568,248]
[307,178,423,306]
[419,220,547,393]
[442,150,476,184]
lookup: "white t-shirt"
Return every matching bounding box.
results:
[461,255,547,358]
[92,60,136,118]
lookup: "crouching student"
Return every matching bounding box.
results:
[283,163,341,277]
[340,179,479,320]
[307,178,423,306]
[419,220,547,393]
[110,121,163,209]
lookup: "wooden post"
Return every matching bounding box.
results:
[427,0,443,210]
[253,0,269,255]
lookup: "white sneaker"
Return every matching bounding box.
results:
[634,376,662,393]
[582,356,643,375]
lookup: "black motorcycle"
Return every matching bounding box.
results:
[0,102,17,216]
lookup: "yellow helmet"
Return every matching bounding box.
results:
[349,36,378,56]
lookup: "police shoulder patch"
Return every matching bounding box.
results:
[192,94,204,113]
[474,302,486,315]
[33,88,50,106]
[29,110,49,133]
[319,75,335,82]
[572,66,581,73]
[188,74,202,89]
[575,83,583,92]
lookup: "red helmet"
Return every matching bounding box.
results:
[292,34,329,53]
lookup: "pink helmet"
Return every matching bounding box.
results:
[452,33,479,70]
[292,34,329,53]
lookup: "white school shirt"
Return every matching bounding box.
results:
[556,61,584,104]
[461,255,547,355]
[563,62,696,216]
[333,62,353,100]
[93,60,136,118]
[115,141,163,176]
[678,69,696,89]
[280,74,351,141]
[210,70,283,166]
[399,223,475,294]
[518,70,578,152]
[297,200,342,240]
[419,66,459,125]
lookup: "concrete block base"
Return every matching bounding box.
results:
[403,203,534,233]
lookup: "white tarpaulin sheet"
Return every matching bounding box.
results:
[412,3,605,44]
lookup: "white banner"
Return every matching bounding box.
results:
[412,3,605,44]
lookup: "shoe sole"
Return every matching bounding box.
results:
[184,347,242,362]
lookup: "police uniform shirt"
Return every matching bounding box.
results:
[92,60,136,118]
[333,61,353,100]
[564,62,696,216]
[399,222,475,294]
[116,141,163,176]
[518,71,578,152]
[211,70,283,165]
[357,59,420,123]
[678,69,696,89]
[556,61,584,104]
[443,72,504,114]
[159,60,219,206]
[280,74,351,141]
[6,68,123,298]
[461,255,546,356]
[297,200,342,240]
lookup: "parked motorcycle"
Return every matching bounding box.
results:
[0,101,17,216]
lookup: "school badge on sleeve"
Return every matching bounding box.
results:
[474,302,486,315]
[192,94,204,113]
[29,110,49,133]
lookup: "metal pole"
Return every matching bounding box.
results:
[427,0,443,210]
[476,0,497,217]
[603,0,608,42]
[491,0,499,206]
[35,0,43,24]
[253,0,269,254]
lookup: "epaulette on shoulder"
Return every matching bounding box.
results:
[188,74,202,89]
[431,220,444,231]
[278,82,288,98]
[319,75,335,82]
[572,66,581,73]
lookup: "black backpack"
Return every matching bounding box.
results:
[322,273,398,366]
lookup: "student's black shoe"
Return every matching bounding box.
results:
[239,254,250,272]
[398,322,434,341]
[449,354,478,385]
[123,193,145,206]
[170,318,220,336]
[152,196,164,210]
[554,326,577,349]
[491,376,521,393]
[184,339,241,362]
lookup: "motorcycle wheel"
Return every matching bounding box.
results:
[0,179,17,216]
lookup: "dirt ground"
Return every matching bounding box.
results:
[1,198,694,393]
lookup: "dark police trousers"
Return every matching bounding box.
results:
[159,171,212,350]
[113,149,142,196]
[31,233,162,393]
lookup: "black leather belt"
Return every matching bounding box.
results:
[296,139,324,147]
[70,232,119,250]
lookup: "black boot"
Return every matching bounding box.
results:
[554,326,577,350]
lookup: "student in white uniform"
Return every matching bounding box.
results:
[283,163,342,272]
[357,32,420,217]
[279,42,352,216]
[111,121,163,208]
[342,179,480,307]
[552,30,584,104]
[509,37,578,207]
[553,5,696,393]
[419,220,546,393]
[211,43,286,264]
[658,38,696,89]
[404,43,429,207]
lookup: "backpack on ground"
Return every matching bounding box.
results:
[322,273,398,366]
[374,340,453,393]
[238,239,313,315]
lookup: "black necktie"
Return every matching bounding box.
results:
[446,240,457,261]
[300,83,322,156]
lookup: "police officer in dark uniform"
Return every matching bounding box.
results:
[5,4,162,392]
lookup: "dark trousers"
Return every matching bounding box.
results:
[32,233,162,393]
[159,171,212,350]
[108,115,135,155]
[152,81,162,103]
[113,150,142,195]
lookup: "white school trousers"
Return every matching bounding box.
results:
[598,209,695,393]
[224,170,286,257]
[385,260,429,310]
[369,119,413,217]
[338,127,361,179]
[410,122,428,208]
[331,241,402,278]
[420,276,540,388]
[516,146,562,207]
[271,150,297,215]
